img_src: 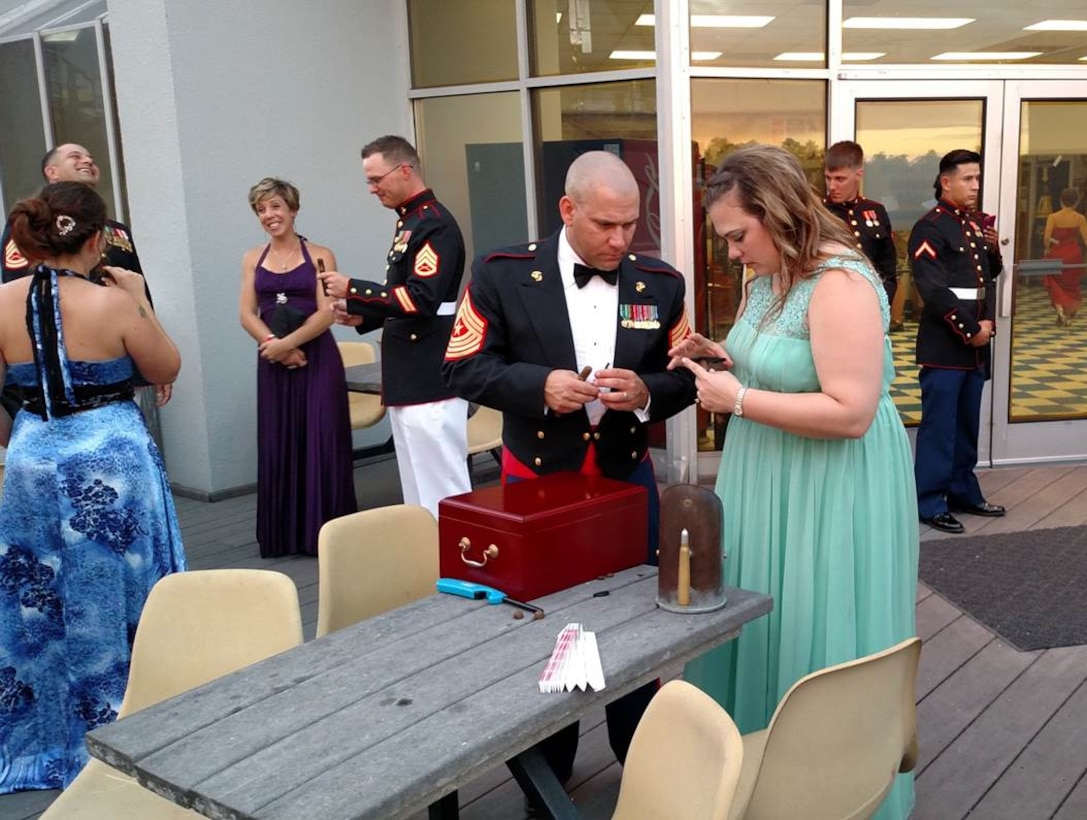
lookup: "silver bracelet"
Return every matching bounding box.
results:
[733,385,748,417]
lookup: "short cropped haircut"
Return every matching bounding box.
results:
[248,177,300,212]
[825,141,864,171]
[360,135,420,169]
[933,149,982,198]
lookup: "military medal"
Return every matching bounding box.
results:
[620,303,660,330]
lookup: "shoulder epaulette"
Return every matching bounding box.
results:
[631,254,681,278]
[483,240,541,263]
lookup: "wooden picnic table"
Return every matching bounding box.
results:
[87,566,772,820]
[344,361,382,394]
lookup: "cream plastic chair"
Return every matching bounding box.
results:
[43,569,304,819]
[337,340,385,430]
[613,680,745,820]
[466,404,502,476]
[315,504,438,637]
[729,637,922,820]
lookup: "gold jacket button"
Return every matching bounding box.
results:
[630,426,636,434]
[410,333,418,341]
[582,432,591,441]
[534,457,542,467]
[630,450,638,459]
[958,323,964,328]
[397,220,403,228]
[527,243,537,251]
[537,430,545,439]
[628,253,636,261]
[365,289,373,295]
[966,332,972,339]
[593,432,601,440]
[350,287,358,294]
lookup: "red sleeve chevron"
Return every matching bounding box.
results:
[913,240,937,260]
[445,289,487,360]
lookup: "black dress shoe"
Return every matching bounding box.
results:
[921,512,965,533]
[949,500,1006,517]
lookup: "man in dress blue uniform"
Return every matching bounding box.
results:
[442,150,696,807]
[909,149,1005,534]
[1,143,168,418]
[823,140,898,305]
[321,135,471,517]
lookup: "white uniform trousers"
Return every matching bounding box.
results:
[387,397,471,518]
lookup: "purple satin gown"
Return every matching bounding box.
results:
[254,241,356,556]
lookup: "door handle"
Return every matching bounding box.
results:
[1001,237,1010,245]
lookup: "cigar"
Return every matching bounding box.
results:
[578,365,592,381]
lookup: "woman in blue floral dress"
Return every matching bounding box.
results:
[0,182,186,792]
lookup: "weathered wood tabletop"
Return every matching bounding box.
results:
[87,566,772,820]
[344,361,381,394]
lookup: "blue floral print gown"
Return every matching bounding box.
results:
[0,266,186,793]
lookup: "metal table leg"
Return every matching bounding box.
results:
[507,746,581,819]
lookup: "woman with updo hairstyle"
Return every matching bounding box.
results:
[1043,186,1087,326]
[669,145,918,819]
[239,177,356,558]
[0,181,186,793]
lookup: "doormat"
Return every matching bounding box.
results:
[918,525,1087,651]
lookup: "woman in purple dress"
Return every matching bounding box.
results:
[239,178,356,557]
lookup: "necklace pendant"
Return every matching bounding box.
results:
[275,292,288,305]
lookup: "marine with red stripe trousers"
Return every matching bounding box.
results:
[320,136,470,517]
[909,149,1005,535]
[441,150,696,803]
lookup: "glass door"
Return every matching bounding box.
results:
[835,81,1005,464]
[992,81,1087,464]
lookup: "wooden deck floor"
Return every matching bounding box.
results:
[4,458,1087,820]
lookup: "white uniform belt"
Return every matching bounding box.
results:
[436,301,457,316]
[950,287,984,300]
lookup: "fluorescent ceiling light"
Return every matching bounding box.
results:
[636,14,774,29]
[844,17,974,30]
[775,51,885,62]
[1025,20,1087,31]
[608,50,721,61]
[932,52,1042,60]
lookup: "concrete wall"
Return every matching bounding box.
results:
[107,0,411,497]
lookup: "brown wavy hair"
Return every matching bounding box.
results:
[8,181,106,263]
[705,144,857,310]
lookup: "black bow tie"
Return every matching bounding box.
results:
[573,263,618,289]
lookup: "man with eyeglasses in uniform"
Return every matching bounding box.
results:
[320,135,471,517]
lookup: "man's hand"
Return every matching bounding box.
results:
[595,368,650,412]
[318,271,351,299]
[982,226,999,250]
[331,299,363,327]
[155,384,173,407]
[970,320,994,347]
[544,369,599,414]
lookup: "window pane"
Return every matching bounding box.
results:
[855,99,985,426]
[529,0,655,76]
[414,92,527,265]
[691,79,826,450]
[843,2,1087,65]
[688,0,826,69]
[41,25,116,217]
[532,79,658,253]
[0,39,47,207]
[1010,100,1087,422]
[409,0,518,88]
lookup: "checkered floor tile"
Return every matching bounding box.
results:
[889,281,1087,425]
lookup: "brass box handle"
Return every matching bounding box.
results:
[459,536,499,567]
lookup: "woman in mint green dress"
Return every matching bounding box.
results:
[672,145,919,819]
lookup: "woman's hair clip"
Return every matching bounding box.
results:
[55,214,76,236]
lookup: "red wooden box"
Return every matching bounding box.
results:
[437,472,648,602]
